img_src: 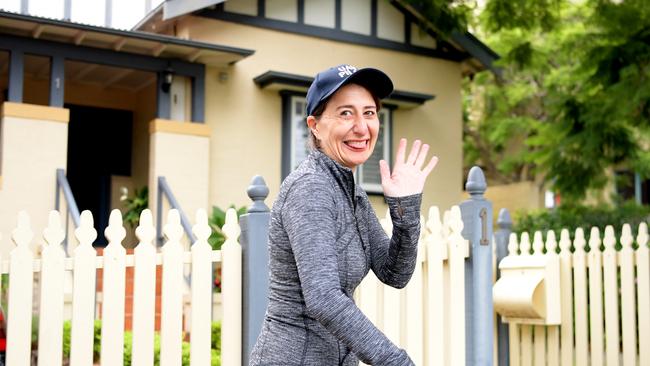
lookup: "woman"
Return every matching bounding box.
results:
[250,65,438,365]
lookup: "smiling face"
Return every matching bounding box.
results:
[307,83,380,170]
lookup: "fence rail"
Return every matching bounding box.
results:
[1,207,242,366]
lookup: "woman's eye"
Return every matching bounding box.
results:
[364,110,376,116]
[340,110,353,116]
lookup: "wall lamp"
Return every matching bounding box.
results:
[161,68,174,93]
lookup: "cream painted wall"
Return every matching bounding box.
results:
[148,123,210,233]
[0,104,69,257]
[180,16,464,215]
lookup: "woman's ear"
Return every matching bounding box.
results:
[306,116,319,138]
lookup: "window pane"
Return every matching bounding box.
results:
[291,98,310,170]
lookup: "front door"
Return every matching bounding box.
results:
[66,104,133,246]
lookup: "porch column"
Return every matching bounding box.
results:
[0,102,69,257]
[8,50,24,103]
[148,119,210,245]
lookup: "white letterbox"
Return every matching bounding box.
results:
[492,254,561,325]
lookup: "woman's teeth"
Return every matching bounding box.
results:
[345,141,366,148]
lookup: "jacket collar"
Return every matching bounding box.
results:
[311,149,359,205]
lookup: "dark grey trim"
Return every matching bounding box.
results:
[157,71,171,119]
[8,50,23,102]
[157,176,197,245]
[280,90,297,180]
[191,70,206,122]
[370,0,378,37]
[0,33,206,120]
[297,0,305,24]
[450,31,501,75]
[200,9,462,60]
[49,55,64,107]
[335,0,342,29]
[404,18,411,45]
[390,0,500,73]
[0,33,203,78]
[0,10,255,58]
[258,0,265,17]
[254,70,313,89]
[389,90,435,104]
[254,70,435,106]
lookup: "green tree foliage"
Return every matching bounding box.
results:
[412,0,650,202]
[513,201,650,247]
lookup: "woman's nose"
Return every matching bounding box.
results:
[351,116,368,134]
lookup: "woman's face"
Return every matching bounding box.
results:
[307,84,379,170]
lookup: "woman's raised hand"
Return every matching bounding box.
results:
[379,138,438,197]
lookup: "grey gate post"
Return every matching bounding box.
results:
[459,166,493,365]
[494,209,512,366]
[240,176,271,365]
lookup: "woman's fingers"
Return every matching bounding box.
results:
[406,140,422,165]
[423,155,439,175]
[415,144,430,169]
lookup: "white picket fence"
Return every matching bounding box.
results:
[1,207,242,366]
[502,223,650,366]
[354,205,470,366]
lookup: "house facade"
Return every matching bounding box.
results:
[0,0,497,254]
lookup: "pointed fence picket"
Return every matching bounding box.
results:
[499,220,650,366]
[0,207,232,366]
[355,205,469,366]
[131,209,157,366]
[38,211,66,366]
[160,210,187,366]
[637,223,650,366]
[190,209,214,365]
[70,211,98,366]
[6,211,35,366]
[220,208,242,366]
[100,210,127,366]
[587,227,604,366]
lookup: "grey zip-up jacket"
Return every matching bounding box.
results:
[250,150,421,366]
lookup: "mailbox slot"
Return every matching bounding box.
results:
[493,255,560,325]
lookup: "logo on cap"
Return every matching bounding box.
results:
[337,65,357,78]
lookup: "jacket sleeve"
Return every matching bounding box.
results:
[282,174,413,366]
[367,193,422,289]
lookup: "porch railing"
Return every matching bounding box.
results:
[55,168,81,253]
[157,176,197,246]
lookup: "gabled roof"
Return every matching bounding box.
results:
[136,0,498,75]
[393,0,500,75]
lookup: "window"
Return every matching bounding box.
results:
[282,94,392,194]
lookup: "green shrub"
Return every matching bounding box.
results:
[208,205,247,251]
[211,321,221,352]
[62,320,222,365]
[513,201,650,250]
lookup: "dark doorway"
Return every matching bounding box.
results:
[66,104,133,246]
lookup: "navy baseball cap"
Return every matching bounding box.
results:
[305,64,394,116]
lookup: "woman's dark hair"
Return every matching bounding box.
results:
[308,83,382,149]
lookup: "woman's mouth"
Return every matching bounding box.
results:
[344,140,368,151]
